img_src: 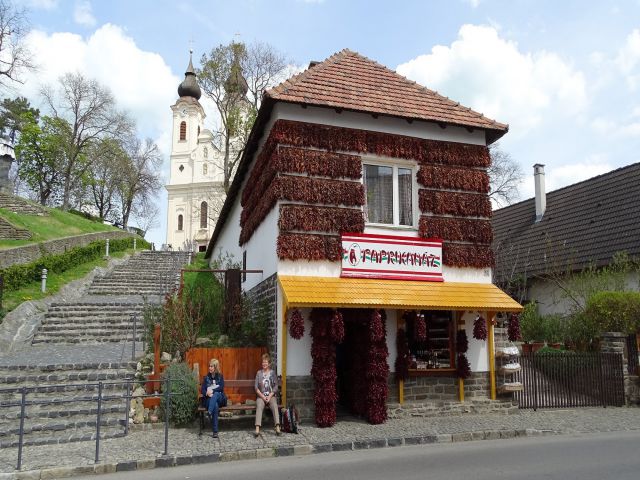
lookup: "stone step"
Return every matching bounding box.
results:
[40,320,140,328]
[31,335,143,345]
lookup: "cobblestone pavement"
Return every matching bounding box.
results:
[1,407,639,476]
[0,343,144,367]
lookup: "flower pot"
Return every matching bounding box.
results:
[531,342,545,353]
[521,343,533,354]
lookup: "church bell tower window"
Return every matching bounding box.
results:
[179,121,186,141]
[200,202,208,228]
[177,214,183,231]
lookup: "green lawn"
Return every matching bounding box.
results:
[0,207,119,250]
[0,249,133,320]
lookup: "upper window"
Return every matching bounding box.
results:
[363,163,414,226]
[203,147,208,159]
[200,201,208,229]
[203,163,208,175]
[177,214,183,231]
[179,121,186,141]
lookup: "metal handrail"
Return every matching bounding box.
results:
[2,375,192,471]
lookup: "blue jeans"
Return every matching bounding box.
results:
[207,392,225,433]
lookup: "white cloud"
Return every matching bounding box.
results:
[396,24,587,137]
[465,0,481,8]
[615,29,640,89]
[23,24,179,152]
[73,1,96,27]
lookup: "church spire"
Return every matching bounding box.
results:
[178,50,202,100]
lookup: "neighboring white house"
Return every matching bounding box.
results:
[493,163,640,316]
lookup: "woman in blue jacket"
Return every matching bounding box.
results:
[201,358,226,438]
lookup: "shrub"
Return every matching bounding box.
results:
[159,362,198,426]
[519,303,545,342]
[541,314,567,344]
[565,311,600,351]
[0,236,149,291]
[584,291,640,335]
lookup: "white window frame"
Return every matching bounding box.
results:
[362,158,418,229]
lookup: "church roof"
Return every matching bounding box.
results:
[178,51,202,101]
[266,49,508,142]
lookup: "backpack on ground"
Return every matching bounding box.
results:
[280,404,300,434]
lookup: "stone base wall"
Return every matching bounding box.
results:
[284,375,314,421]
[401,375,458,402]
[246,274,278,365]
[625,374,640,405]
[465,372,491,398]
[0,230,135,268]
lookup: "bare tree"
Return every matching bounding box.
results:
[131,196,160,237]
[488,143,523,207]
[85,137,125,221]
[199,41,287,192]
[115,137,162,228]
[40,72,132,209]
[0,1,34,89]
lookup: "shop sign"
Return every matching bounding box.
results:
[341,233,443,281]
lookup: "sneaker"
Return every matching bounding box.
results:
[275,425,282,436]
[212,432,218,438]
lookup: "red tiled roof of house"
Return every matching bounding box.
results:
[266,49,508,138]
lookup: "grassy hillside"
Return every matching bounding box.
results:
[0,207,120,250]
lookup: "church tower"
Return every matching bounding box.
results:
[165,52,224,252]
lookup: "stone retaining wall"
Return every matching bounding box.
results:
[245,274,278,365]
[0,230,135,269]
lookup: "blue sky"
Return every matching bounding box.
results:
[9,0,640,247]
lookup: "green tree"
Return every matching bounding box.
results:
[0,96,39,142]
[199,41,287,192]
[85,137,125,221]
[14,113,67,205]
[40,72,132,210]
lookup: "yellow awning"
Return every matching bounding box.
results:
[278,275,523,312]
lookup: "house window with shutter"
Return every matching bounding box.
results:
[200,201,208,228]
[363,162,415,227]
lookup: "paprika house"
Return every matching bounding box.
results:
[493,163,640,316]
[205,49,522,425]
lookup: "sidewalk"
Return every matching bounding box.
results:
[1,407,639,478]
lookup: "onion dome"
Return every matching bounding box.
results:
[177,50,201,100]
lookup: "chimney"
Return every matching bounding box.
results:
[533,164,546,222]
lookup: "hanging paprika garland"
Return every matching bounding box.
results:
[310,308,338,427]
[330,310,345,344]
[473,315,488,341]
[415,313,427,342]
[456,330,469,354]
[365,309,389,425]
[508,313,521,342]
[456,353,471,379]
[289,309,305,340]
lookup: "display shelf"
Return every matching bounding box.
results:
[498,365,522,375]
[497,383,524,393]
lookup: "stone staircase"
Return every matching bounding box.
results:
[0,192,48,216]
[0,251,191,448]
[0,216,31,240]
[0,361,136,447]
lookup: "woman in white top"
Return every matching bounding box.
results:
[254,353,280,437]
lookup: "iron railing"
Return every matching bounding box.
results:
[0,374,191,471]
[513,352,625,410]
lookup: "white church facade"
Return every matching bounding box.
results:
[165,54,225,252]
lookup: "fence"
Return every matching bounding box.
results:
[513,352,625,409]
[0,375,190,471]
[185,347,267,403]
[626,334,639,375]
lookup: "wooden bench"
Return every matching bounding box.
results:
[197,379,281,435]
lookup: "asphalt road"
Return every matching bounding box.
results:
[75,431,640,480]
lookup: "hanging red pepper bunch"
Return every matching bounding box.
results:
[366,309,389,425]
[508,313,521,342]
[310,308,338,427]
[456,353,471,379]
[370,309,385,343]
[456,330,469,353]
[442,244,494,269]
[394,328,410,382]
[289,309,305,340]
[415,313,427,342]
[473,315,488,341]
[419,190,492,218]
[330,310,345,344]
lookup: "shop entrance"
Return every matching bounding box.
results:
[335,308,389,424]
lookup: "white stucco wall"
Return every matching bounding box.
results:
[462,311,489,372]
[243,206,279,290]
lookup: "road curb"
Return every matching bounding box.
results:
[1,428,550,479]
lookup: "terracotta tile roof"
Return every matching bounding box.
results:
[266,49,508,139]
[492,163,640,281]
